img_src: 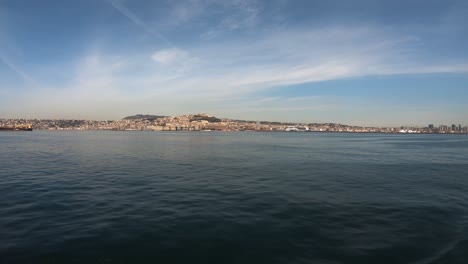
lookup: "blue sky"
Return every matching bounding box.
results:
[0,0,467,126]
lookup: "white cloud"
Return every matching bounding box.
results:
[140,26,466,99]
[8,25,468,121]
[151,48,191,65]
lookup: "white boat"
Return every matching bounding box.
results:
[285,126,299,132]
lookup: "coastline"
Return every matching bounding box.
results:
[6,129,466,135]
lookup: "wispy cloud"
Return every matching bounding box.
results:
[162,0,205,28]
[14,25,468,120]
[105,0,173,46]
[201,0,262,38]
[147,0,262,39]
[0,11,34,84]
[218,0,261,30]
[145,27,467,98]
[0,53,34,83]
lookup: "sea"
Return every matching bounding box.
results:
[1,131,467,264]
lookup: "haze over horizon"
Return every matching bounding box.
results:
[1,0,467,126]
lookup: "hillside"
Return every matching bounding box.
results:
[123,114,167,120]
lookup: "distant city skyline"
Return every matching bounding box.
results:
[1,0,468,126]
[2,113,468,133]
[1,113,467,131]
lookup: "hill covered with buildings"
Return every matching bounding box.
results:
[1,113,467,134]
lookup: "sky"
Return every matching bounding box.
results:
[0,0,467,126]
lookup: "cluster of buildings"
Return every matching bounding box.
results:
[1,114,467,134]
[425,124,468,134]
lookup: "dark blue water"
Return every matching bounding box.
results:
[1,131,468,263]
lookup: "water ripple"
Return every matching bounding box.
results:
[1,131,467,263]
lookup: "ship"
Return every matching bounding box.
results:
[285,126,299,132]
[285,125,309,132]
[0,125,33,131]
